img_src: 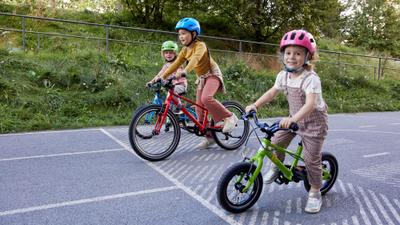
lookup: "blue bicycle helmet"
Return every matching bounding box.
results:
[175,17,201,35]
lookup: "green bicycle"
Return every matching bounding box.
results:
[216,111,338,213]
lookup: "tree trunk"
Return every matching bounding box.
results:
[49,0,56,15]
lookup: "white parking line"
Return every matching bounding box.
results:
[330,129,400,135]
[0,128,102,137]
[99,128,242,225]
[359,125,376,128]
[0,186,179,217]
[0,148,125,162]
[363,152,390,158]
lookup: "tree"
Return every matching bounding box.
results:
[122,0,170,26]
[197,0,343,42]
[343,0,400,55]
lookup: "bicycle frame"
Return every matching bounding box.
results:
[154,87,221,135]
[242,137,332,193]
[242,138,303,192]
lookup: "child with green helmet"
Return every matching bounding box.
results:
[147,40,187,112]
[160,17,238,149]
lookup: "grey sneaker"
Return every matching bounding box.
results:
[222,113,238,133]
[263,165,280,184]
[305,191,322,213]
[196,137,216,149]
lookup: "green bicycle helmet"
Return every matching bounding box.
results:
[161,41,179,52]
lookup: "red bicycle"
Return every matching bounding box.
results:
[129,78,250,161]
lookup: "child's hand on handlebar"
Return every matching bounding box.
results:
[245,104,257,113]
[145,81,153,87]
[175,70,187,79]
[279,117,296,129]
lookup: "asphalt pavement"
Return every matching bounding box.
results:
[1,111,399,225]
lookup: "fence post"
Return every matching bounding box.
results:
[97,38,101,53]
[22,16,26,50]
[239,41,242,52]
[377,57,382,80]
[374,66,376,80]
[37,33,40,52]
[337,52,341,74]
[105,25,109,58]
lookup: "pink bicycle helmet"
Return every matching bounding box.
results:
[280,30,317,54]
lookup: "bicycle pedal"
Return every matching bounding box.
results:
[275,174,290,185]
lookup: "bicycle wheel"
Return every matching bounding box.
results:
[303,152,338,195]
[216,162,263,213]
[211,101,249,150]
[129,104,181,161]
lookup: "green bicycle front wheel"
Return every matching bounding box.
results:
[216,162,263,213]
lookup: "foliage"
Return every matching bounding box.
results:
[205,0,343,42]
[343,0,400,57]
[1,3,400,133]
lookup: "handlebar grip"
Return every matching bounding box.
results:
[289,123,299,131]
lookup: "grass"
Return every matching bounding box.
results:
[1,7,400,133]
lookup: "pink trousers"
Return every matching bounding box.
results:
[195,76,231,123]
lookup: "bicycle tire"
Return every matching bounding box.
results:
[217,162,263,213]
[211,101,249,150]
[303,152,338,195]
[129,104,181,161]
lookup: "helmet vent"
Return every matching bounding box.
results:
[310,38,315,43]
[299,33,305,40]
[283,34,288,40]
[290,32,296,40]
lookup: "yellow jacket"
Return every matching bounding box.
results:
[162,41,218,79]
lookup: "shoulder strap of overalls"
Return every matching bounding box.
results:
[299,71,317,90]
[284,71,289,94]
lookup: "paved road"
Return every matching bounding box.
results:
[1,112,400,225]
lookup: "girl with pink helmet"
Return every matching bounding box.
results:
[246,29,328,213]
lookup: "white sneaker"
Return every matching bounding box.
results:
[263,165,280,184]
[222,113,238,133]
[196,137,216,149]
[305,191,322,213]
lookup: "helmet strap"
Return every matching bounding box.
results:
[280,51,310,73]
[184,32,197,46]
[165,55,177,63]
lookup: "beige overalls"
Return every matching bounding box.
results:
[272,72,328,188]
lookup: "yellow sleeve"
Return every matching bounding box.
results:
[184,42,208,73]
[161,49,187,79]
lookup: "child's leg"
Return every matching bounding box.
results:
[263,130,295,183]
[271,130,296,161]
[198,76,231,122]
[302,136,325,189]
[195,87,205,123]
[173,84,186,108]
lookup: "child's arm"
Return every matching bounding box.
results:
[246,87,279,112]
[183,42,207,73]
[147,65,167,84]
[280,93,317,128]
[161,50,186,79]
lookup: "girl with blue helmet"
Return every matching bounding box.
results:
[160,17,238,149]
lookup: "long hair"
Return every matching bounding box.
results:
[305,51,319,71]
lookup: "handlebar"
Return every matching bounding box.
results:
[242,110,298,135]
[147,76,177,90]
